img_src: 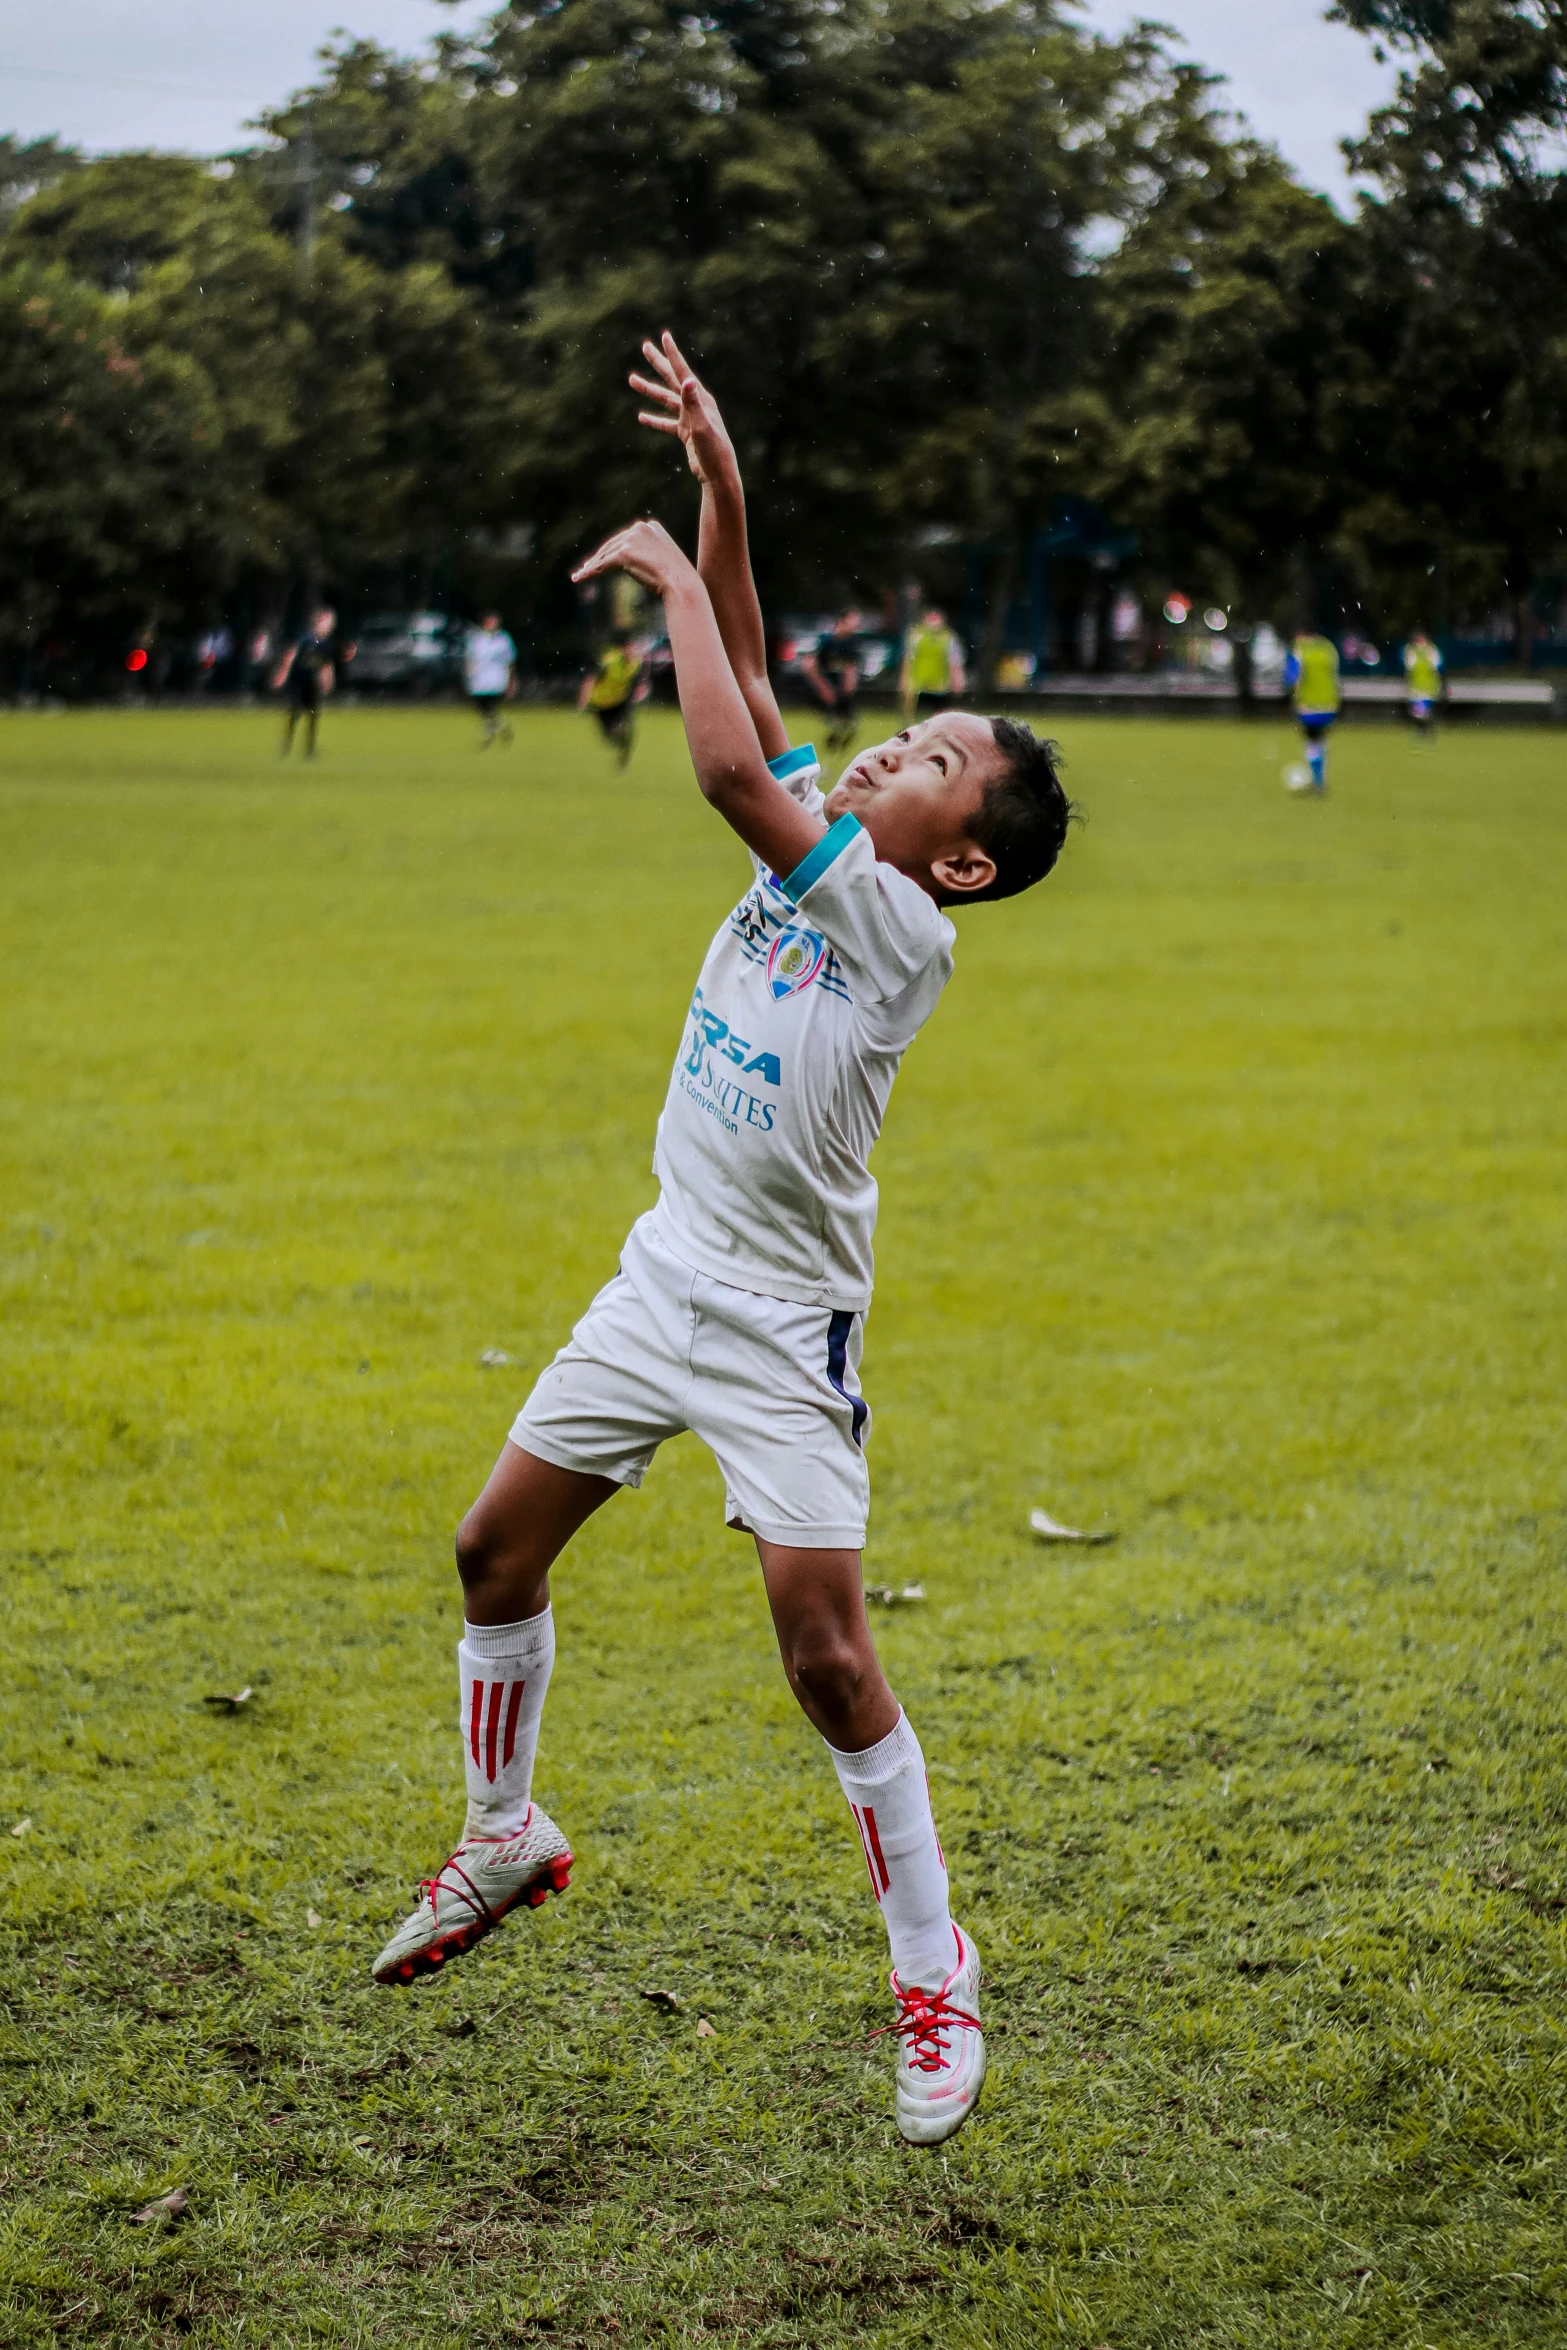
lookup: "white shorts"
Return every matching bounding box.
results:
[511,1212,871,1549]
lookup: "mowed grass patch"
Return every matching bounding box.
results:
[1,704,1564,2349]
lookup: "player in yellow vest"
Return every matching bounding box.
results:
[1283,633,1340,793]
[900,607,965,722]
[578,636,649,768]
[1403,631,1443,735]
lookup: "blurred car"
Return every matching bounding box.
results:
[344,612,464,695]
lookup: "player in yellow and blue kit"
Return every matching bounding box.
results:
[1284,632,1341,794]
[1403,631,1443,735]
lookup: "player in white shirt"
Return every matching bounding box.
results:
[464,611,517,746]
[373,335,1073,2147]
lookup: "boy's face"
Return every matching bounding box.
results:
[824,713,1000,898]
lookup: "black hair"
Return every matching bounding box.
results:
[959,717,1074,904]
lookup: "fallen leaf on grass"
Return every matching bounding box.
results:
[306,1909,321,1928]
[639,1987,681,2013]
[478,1348,512,1367]
[439,2016,478,2039]
[1029,1510,1116,1546]
[695,2017,718,2039]
[864,1583,925,1606]
[10,1818,31,1839]
[202,1687,253,1713]
[129,2186,189,2226]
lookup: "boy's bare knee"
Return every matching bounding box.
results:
[789,1632,869,1717]
[454,1510,498,1590]
[455,1498,554,1621]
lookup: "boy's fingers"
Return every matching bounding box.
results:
[637,411,682,435]
[661,329,698,385]
[629,371,680,407]
[571,532,633,580]
[571,518,671,581]
[642,338,681,386]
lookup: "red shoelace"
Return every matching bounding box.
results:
[875,1976,982,2073]
[419,1850,496,1930]
[417,1818,536,1930]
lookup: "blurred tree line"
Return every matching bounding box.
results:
[1,0,1564,684]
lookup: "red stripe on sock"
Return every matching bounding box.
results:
[485,1681,504,1783]
[502,1678,525,1770]
[850,1806,879,1898]
[861,1803,891,1893]
[469,1680,483,1768]
[859,1804,883,1898]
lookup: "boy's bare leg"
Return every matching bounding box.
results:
[753,1538,898,1750]
[755,1536,959,1996]
[456,1441,620,1623]
[371,1445,617,1986]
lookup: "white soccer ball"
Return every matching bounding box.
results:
[1284,763,1314,793]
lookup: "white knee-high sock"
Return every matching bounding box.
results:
[458,1608,555,1838]
[826,1710,956,1991]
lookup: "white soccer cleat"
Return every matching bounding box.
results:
[371,1804,574,1986]
[886,1924,986,2146]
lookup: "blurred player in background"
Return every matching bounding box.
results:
[1284,630,1340,794]
[466,611,517,747]
[246,626,275,699]
[1403,629,1443,735]
[578,634,650,768]
[900,606,965,722]
[195,624,234,693]
[273,607,337,759]
[799,610,864,759]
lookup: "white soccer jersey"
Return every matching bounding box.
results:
[466,627,516,695]
[650,746,955,1311]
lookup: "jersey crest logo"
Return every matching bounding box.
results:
[767,924,826,999]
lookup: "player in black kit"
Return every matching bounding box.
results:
[274,607,338,758]
[799,610,863,758]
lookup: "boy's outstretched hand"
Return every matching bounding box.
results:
[571,517,695,599]
[623,326,790,765]
[629,332,737,490]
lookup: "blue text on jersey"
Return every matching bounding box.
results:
[684,987,783,1087]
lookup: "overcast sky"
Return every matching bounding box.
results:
[5,1,1399,207]
[1076,0,1400,204]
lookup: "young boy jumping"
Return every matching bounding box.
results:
[372,334,1073,2148]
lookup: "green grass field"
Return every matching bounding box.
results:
[2,704,1565,2349]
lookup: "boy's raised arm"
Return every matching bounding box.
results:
[630,333,792,764]
[572,519,823,879]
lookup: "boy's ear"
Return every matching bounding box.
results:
[931,843,996,898]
